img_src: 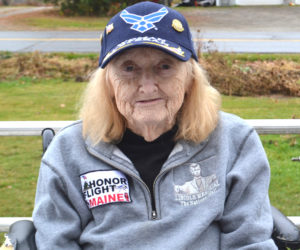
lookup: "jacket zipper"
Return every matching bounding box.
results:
[150,160,191,220]
[151,210,157,220]
[87,147,194,221]
[87,148,157,220]
[111,167,157,220]
[125,174,158,220]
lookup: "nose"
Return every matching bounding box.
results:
[138,72,158,94]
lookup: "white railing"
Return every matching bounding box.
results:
[0,121,74,136]
[1,120,300,136]
[0,120,299,232]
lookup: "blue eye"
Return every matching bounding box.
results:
[125,65,134,72]
[161,64,170,70]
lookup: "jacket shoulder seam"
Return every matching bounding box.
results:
[59,120,82,134]
[231,128,255,168]
[42,159,68,194]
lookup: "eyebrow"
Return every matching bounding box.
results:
[116,55,177,66]
[113,48,177,63]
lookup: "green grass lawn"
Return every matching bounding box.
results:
[0,78,85,120]
[23,14,109,30]
[222,95,300,119]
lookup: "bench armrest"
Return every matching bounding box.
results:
[7,220,37,250]
[272,206,300,250]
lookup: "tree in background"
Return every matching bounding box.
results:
[44,0,147,16]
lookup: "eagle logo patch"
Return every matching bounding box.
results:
[120,7,168,33]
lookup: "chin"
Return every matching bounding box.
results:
[130,109,176,127]
[137,118,165,125]
[135,116,174,127]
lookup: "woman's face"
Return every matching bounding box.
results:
[107,47,191,131]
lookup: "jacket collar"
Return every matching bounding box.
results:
[85,134,210,175]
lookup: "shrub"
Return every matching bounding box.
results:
[200,51,300,97]
[1,52,300,97]
[44,0,144,16]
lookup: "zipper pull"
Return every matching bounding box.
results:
[152,210,157,220]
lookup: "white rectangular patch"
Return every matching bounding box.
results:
[80,170,131,209]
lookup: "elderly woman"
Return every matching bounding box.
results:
[32,1,277,249]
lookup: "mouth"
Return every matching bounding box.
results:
[136,98,164,106]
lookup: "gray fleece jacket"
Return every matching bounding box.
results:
[33,112,277,249]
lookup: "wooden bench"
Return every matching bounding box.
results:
[1,119,300,232]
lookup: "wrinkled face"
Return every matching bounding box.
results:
[107,47,191,130]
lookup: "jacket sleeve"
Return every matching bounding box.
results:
[32,160,82,250]
[220,129,277,249]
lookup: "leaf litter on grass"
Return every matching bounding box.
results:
[1,51,300,97]
[0,52,98,82]
[200,52,300,97]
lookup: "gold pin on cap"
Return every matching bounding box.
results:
[172,19,184,32]
[106,23,114,35]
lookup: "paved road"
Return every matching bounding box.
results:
[196,31,300,53]
[0,6,299,53]
[1,30,300,53]
[0,6,53,17]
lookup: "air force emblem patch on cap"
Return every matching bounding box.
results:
[120,7,168,33]
[98,1,198,68]
[80,170,131,209]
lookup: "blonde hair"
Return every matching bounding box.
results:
[79,59,221,145]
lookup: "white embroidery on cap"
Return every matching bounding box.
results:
[120,7,168,33]
[102,36,185,64]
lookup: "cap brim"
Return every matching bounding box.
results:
[100,37,192,68]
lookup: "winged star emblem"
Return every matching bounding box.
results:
[120,7,168,33]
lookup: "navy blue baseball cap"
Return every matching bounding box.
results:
[99,1,198,68]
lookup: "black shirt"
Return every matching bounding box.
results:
[117,127,177,206]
